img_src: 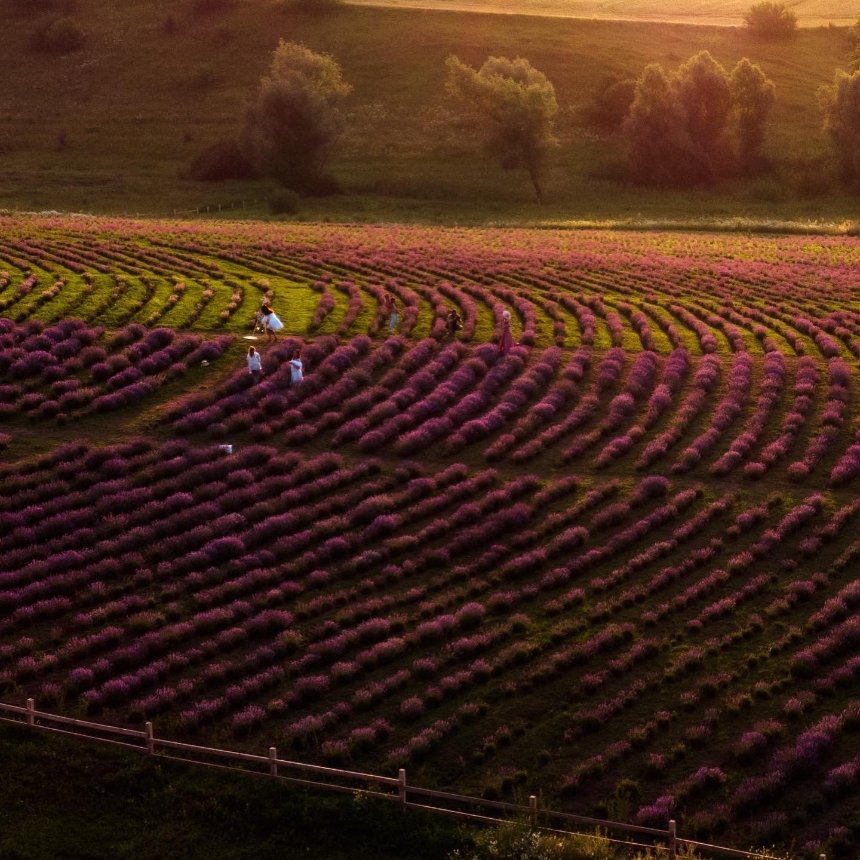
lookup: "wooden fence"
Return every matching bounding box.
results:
[171,198,264,217]
[0,699,821,860]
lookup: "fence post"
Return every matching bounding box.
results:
[145,721,154,755]
[668,819,677,859]
[26,698,34,727]
[398,768,407,812]
[529,795,538,827]
[269,746,278,777]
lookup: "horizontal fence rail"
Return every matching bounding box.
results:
[0,699,822,860]
[171,198,264,217]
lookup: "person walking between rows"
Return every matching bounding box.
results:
[498,309,514,355]
[382,291,399,333]
[446,308,463,338]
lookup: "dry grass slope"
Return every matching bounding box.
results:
[348,0,858,27]
[0,0,857,222]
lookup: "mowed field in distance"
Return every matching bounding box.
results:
[348,0,859,27]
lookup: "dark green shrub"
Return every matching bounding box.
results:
[745,2,797,40]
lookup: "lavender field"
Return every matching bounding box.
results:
[0,214,858,858]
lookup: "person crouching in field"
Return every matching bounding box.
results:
[259,303,284,343]
[289,348,303,385]
[247,346,262,381]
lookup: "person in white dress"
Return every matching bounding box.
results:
[259,303,284,342]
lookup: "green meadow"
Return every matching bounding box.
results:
[0,0,857,224]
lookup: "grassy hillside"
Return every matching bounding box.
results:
[0,0,857,222]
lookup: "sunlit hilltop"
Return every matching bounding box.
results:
[348,0,857,27]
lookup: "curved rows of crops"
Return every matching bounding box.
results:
[1,216,859,357]
[1,436,857,853]
[0,215,858,858]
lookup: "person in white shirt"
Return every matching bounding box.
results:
[247,346,262,381]
[289,349,303,385]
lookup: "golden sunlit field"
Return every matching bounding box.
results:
[349,0,857,26]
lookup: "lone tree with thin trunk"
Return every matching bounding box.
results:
[240,40,351,193]
[445,54,558,204]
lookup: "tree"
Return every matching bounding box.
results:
[674,51,732,181]
[623,64,697,187]
[621,53,776,185]
[818,69,860,186]
[583,75,636,135]
[240,41,351,193]
[744,2,797,40]
[729,58,776,172]
[445,55,558,204]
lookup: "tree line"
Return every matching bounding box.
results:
[194,8,860,204]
